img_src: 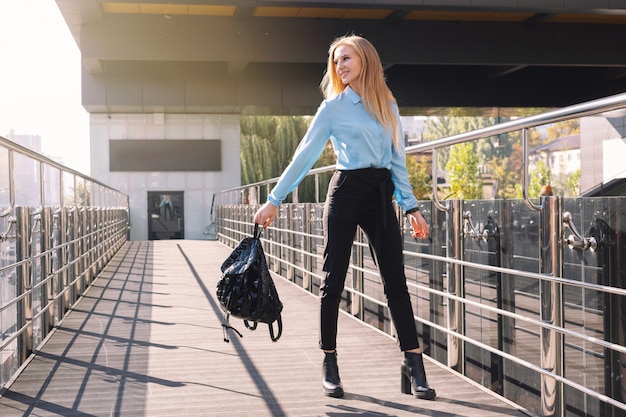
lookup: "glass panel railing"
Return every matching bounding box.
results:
[0,135,130,390]
[214,92,626,417]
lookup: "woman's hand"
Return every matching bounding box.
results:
[253,202,279,228]
[408,211,429,240]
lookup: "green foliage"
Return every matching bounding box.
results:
[445,142,483,199]
[421,112,551,200]
[489,151,521,199]
[488,130,540,199]
[566,168,581,196]
[546,120,580,142]
[240,133,273,186]
[241,116,309,185]
[422,117,459,170]
[423,115,505,200]
[519,159,552,198]
[241,109,581,203]
[406,155,431,200]
[240,115,334,203]
[422,115,501,183]
[65,182,91,207]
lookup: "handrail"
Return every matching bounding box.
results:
[0,135,120,192]
[405,91,626,155]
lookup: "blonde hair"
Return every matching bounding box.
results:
[321,35,400,150]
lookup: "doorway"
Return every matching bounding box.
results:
[148,191,184,240]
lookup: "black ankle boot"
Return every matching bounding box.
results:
[401,352,436,400]
[322,351,344,398]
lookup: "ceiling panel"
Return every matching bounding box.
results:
[405,11,533,22]
[101,2,236,16]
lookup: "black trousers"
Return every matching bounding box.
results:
[319,168,420,351]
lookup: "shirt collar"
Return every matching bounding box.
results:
[344,85,362,104]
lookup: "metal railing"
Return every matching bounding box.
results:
[214,92,626,417]
[0,136,130,389]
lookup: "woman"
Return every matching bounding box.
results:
[253,35,436,400]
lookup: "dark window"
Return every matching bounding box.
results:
[109,139,221,171]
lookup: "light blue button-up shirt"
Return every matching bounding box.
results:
[267,86,418,212]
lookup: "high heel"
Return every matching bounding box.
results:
[401,352,436,400]
[322,351,344,398]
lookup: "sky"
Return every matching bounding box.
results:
[0,0,90,174]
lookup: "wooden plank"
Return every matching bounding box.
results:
[0,240,527,417]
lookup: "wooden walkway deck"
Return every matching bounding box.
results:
[0,240,529,417]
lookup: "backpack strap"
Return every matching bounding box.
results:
[268,315,283,342]
[243,317,282,342]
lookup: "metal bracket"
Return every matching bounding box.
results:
[463,211,489,242]
[562,211,597,252]
[278,205,288,220]
[292,204,304,222]
[0,216,16,242]
[310,207,323,225]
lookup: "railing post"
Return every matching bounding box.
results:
[76,208,85,295]
[86,208,93,284]
[67,208,77,304]
[89,208,97,278]
[540,196,564,417]
[215,205,221,243]
[495,200,517,400]
[15,206,32,363]
[80,208,89,290]
[302,203,312,291]
[272,206,282,274]
[352,228,364,319]
[430,207,446,357]
[95,208,103,273]
[58,208,69,318]
[105,208,111,263]
[447,199,465,373]
[41,207,54,337]
[287,205,295,281]
[499,202,517,357]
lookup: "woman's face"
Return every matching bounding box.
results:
[333,44,362,89]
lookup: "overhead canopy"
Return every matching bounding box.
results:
[55,1,626,114]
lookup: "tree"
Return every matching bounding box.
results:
[486,127,546,199]
[241,116,310,185]
[241,133,274,185]
[546,119,580,142]
[421,115,488,173]
[240,115,333,203]
[445,142,483,199]
[517,159,551,198]
[406,155,431,200]
[565,168,581,197]
[490,153,520,199]
[64,181,91,207]
[422,114,509,200]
